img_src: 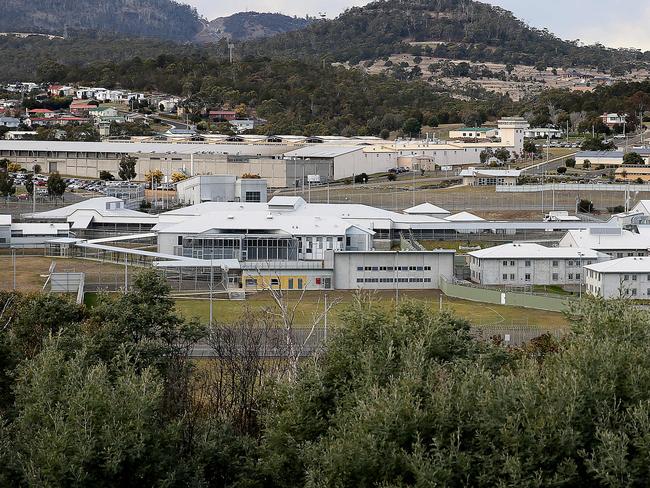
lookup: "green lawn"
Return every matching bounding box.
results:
[173,290,569,329]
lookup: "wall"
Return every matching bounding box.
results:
[440,278,570,312]
[242,269,333,291]
[333,251,454,290]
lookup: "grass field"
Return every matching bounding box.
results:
[174,290,569,329]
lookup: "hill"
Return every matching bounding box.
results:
[243,0,649,69]
[0,0,202,41]
[195,12,313,43]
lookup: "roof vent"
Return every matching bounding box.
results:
[266,214,273,220]
[227,215,234,220]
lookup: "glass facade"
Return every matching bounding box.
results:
[181,235,299,261]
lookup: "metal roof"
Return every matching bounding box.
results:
[586,256,650,273]
[403,203,451,215]
[470,243,605,260]
[282,146,364,158]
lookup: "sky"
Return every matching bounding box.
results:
[183,0,650,51]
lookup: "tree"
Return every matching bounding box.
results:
[565,157,576,168]
[118,155,137,181]
[171,171,188,183]
[0,173,15,201]
[578,198,594,213]
[24,174,33,197]
[387,173,396,181]
[354,173,369,184]
[636,177,645,184]
[581,136,615,151]
[7,162,20,173]
[401,117,421,136]
[46,172,66,199]
[557,166,567,174]
[480,149,494,164]
[379,128,390,140]
[145,169,164,185]
[623,152,645,165]
[583,159,591,169]
[32,164,42,175]
[99,170,115,181]
[494,148,510,163]
[523,140,539,155]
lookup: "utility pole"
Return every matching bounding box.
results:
[209,259,214,325]
[12,249,16,290]
[124,254,128,293]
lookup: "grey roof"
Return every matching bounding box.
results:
[282,146,364,158]
[576,151,624,158]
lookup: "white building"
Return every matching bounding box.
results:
[0,117,20,128]
[559,228,650,258]
[524,128,563,139]
[175,175,268,205]
[448,127,498,139]
[469,243,608,286]
[460,168,521,186]
[585,257,650,298]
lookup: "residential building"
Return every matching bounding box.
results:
[585,257,650,298]
[600,113,628,129]
[469,243,608,286]
[209,110,237,122]
[0,117,19,128]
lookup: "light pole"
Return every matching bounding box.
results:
[578,251,584,299]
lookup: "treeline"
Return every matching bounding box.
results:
[2,270,650,485]
[32,53,514,136]
[0,0,201,41]
[240,0,649,71]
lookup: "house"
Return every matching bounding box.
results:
[27,108,55,119]
[48,85,75,97]
[70,103,98,116]
[600,113,628,129]
[585,257,650,298]
[229,119,265,133]
[459,168,521,186]
[0,117,20,128]
[469,242,608,286]
[209,110,237,122]
[448,127,498,140]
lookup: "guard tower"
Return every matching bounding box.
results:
[497,117,529,154]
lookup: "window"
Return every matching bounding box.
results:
[525,260,531,267]
[245,278,257,286]
[270,278,279,286]
[510,274,515,280]
[356,278,363,283]
[568,260,573,266]
[552,273,559,281]
[632,289,638,296]
[576,273,581,280]
[525,274,531,281]
[245,191,261,202]
[502,274,508,280]
[617,253,623,258]
[624,275,630,281]
[568,273,573,280]
[552,261,559,267]
[633,275,638,281]
[357,267,363,271]
[502,260,508,266]
[510,261,515,266]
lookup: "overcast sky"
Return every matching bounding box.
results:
[184,0,650,50]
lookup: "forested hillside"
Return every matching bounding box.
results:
[242,0,649,70]
[196,12,313,43]
[0,0,202,41]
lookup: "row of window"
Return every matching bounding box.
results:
[357,278,433,284]
[500,259,593,267]
[501,273,581,281]
[356,266,432,272]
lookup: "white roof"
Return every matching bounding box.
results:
[403,203,450,215]
[282,146,364,158]
[28,198,156,227]
[459,168,522,178]
[470,243,605,260]
[561,228,650,250]
[156,210,372,237]
[446,212,485,222]
[29,197,123,219]
[0,215,11,226]
[586,256,650,273]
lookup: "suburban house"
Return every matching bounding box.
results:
[600,113,628,129]
[209,110,237,122]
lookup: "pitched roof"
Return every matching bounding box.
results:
[403,203,450,215]
[585,256,650,273]
[470,243,605,260]
[445,211,485,222]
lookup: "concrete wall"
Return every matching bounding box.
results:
[441,278,570,312]
[333,251,454,290]
[586,270,650,299]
